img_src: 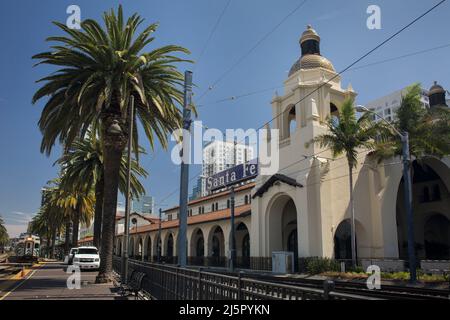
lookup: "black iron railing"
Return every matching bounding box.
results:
[112,257,374,300]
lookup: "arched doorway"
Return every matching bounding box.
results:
[146,236,152,261]
[209,226,225,267]
[334,220,353,260]
[267,195,299,272]
[129,238,134,258]
[166,233,174,258]
[189,228,205,266]
[396,159,450,259]
[137,237,143,259]
[424,214,450,259]
[153,235,162,262]
[235,222,250,268]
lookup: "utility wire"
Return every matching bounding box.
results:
[194,0,233,71]
[197,41,450,108]
[253,0,447,134]
[196,0,309,102]
[155,0,446,209]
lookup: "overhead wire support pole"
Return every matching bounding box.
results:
[178,71,193,268]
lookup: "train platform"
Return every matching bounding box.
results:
[0,262,126,300]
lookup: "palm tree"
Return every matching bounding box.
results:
[32,5,188,282]
[53,179,95,248]
[0,216,9,252]
[371,83,450,161]
[56,131,148,250]
[306,98,386,268]
[30,186,66,258]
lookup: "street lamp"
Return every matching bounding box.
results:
[356,105,416,282]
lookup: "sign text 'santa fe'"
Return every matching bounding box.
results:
[206,161,258,192]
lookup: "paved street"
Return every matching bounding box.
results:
[0,262,124,300]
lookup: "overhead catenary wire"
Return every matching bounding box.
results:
[196,0,309,102]
[197,41,450,108]
[155,0,447,210]
[194,0,233,71]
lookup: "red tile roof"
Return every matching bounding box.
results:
[117,204,251,236]
[163,182,255,213]
[78,236,93,243]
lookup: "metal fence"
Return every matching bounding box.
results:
[112,256,375,300]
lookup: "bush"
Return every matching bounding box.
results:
[305,257,340,274]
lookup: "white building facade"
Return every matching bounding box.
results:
[113,26,450,273]
[365,87,430,123]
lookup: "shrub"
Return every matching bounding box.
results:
[305,257,340,274]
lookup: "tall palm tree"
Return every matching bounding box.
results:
[30,185,66,258]
[306,98,386,268]
[56,131,148,250]
[32,6,189,282]
[54,178,95,248]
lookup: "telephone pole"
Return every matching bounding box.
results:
[178,71,193,267]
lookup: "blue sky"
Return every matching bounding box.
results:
[0,0,449,237]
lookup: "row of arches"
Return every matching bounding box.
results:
[115,222,251,267]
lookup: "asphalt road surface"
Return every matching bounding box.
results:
[0,262,123,300]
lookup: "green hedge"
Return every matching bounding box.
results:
[302,257,340,274]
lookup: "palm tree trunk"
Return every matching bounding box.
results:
[96,123,126,283]
[72,210,80,248]
[348,163,357,269]
[51,227,57,259]
[93,175,104,250]
[64,222,71,254]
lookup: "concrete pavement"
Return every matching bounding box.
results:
[0,262,125,300]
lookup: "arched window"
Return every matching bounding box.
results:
[227,199,230,209]
[287,105,296,137]
[423,186,430,202]
[215,203,218,211]
[211,203,215,212]
[330,103,339,125]
[433,184,441,201]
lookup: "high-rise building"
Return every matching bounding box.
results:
[201,140,254,196]
[365,86,430,123]
[189,176,203,201]
[132,195,155,215]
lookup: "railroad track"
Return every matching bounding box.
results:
[236,272,450,300]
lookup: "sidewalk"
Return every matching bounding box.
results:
[0,262,126,300]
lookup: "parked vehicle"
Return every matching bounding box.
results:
[72,246,100,270]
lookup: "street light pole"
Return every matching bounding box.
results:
[401,132,416,282]
[178,71,193,268]
[229,138,238,272]
[229,186,236,272]
[121,95,135,285]
[356,105,416,282]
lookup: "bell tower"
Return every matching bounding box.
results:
[270,25,356,173]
